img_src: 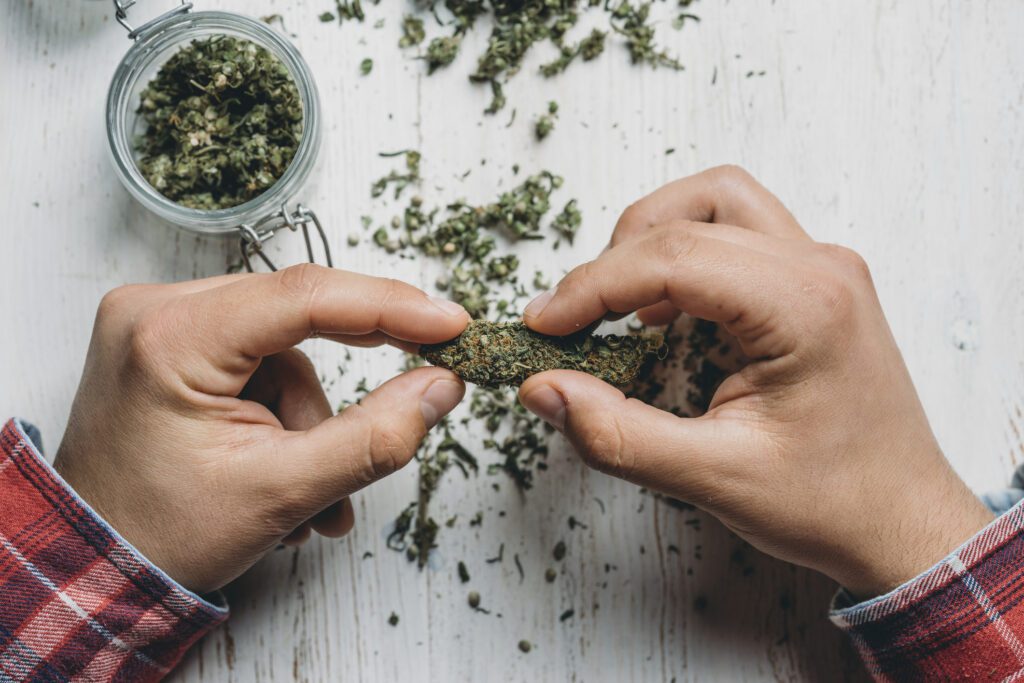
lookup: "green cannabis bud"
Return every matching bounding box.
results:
[135,35,303,210]
[399,15,426,48]
[426,36,461,73]
[534,100,558,141]
[421,321,666,388]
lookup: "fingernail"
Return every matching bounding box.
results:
[520,385,567,431]
[429,295,467,318]
[524,288,556,320]
[420,379,464,430]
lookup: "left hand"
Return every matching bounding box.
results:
[55,266,469,593]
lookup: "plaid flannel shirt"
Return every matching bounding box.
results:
[830,495,1024,681]
[0,419,226,682]
[2,415,1024,681]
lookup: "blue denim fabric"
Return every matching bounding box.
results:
[981,462,1024,515]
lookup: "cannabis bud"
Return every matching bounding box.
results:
[420,321,666,388]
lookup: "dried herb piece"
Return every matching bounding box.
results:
[370,157,574,319]
[332,0,366,23]
[553,540,567,561]
[468,591,481,608]
[326,1,695,113]
[421,321,665,388]
[360,57,374,75]
[398,14,426,48]
[534,101,558,141]
[458,561,471,583]
[135,35,303,210]
[426,36,461,73]
[371,150,421,199]
[388,611,399,626]
[518,640,532,653]
[579,28,607,61]
[551,199,581,244]
[610,2,684,69]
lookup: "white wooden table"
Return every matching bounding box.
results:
[3,1,1022,680]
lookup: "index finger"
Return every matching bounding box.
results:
[612,165,809,247]
[183,264,468,384]
[524,226,810,360]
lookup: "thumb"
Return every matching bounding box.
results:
[518,371,748,504]
[271,366,465,515]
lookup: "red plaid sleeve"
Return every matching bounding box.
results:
[0,419,227,682]
[831,499,1024,681]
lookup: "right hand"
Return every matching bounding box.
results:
[518,166,993,599]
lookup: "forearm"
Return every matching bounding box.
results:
[0,419,226,682]
[833,495,1024,680]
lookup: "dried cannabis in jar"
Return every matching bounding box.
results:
[421,320,665,388]
[135,35,303,210]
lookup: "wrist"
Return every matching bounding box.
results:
[839,475,994,600]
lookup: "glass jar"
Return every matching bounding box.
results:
[105,1,330,270]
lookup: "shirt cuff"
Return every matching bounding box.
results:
[0,418,227,682]
[830,498,1024,680]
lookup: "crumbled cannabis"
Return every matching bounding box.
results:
[551,199,582,244]
[135,35,303,210]
[369,155,574,319]
[399,14,426,47]
[331,0,366,23]
[421,321,665,388]
[426,36,461,73]
[360,57,373,75]
[333,0,695,113]
[534,101,558,141]
[518,640,532,653]
[371,150,421,199]
[610,2,684,69]
[468,591,481,608]
[388,611,399,626]
[360,152,733,580]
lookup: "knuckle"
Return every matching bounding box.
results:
[126,306,177,365]
[96,285,143,325]
[820,244,873,283]
[361,413,416,483]
[616,201,655,234]
[556,261,592,300]
[651,225,700,271]
[802,272,857,328]
[575,417,634,480]
[376,277,402,310]
[276,263,326,301]
[707,164,757,190]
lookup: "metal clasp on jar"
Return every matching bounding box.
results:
[239,204,334,272]
[113,0,194,41]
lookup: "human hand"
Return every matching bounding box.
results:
[54,265,469,594]
[518,166,993,599]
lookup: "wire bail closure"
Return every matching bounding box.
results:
[238,204,333,272]
[114,0,193,40]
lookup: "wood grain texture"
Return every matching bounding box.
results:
[2,0,1023,680]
